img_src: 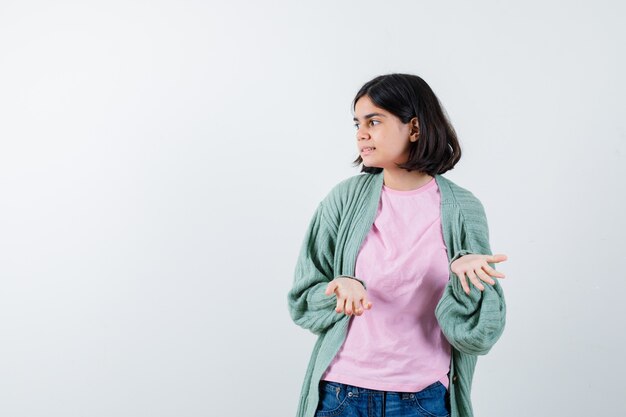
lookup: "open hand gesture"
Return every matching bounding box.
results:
[451,254,508,295]
[325,277,373,316]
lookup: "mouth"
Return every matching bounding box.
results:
[361,147,376,155]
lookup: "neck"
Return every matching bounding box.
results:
[382,168,433,191]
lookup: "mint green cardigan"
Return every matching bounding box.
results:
[287,171,506,417]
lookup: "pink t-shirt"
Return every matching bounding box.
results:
[321,176,452,392]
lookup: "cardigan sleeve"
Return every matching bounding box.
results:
[287,200,366,336]
[435,199,507,356]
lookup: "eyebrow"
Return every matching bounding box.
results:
[352,113,387,122]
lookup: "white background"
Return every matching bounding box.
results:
[1,1,625,416]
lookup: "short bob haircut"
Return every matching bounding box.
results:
[351,73,461,176]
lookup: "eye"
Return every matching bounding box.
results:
[353,120,380,129]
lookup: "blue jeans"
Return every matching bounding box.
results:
[315,379,450,417]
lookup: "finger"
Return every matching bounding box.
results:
[346,297,358,316]
[482,264,505,279]
[351,300,359,316]
[345,298,354,316]
[466,269,485,291]
[486,253,508,264]
[357,294,369,310]
[457,271,470,295]
[349,299,358,316]
[326,281,338,296]
[335,295,344,313]
[362,297,372,310]
[354,297,364,315]
[475,268,493,286]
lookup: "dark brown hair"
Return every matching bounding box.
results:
[351,73,461,175]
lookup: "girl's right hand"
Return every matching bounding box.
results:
[325,277,373,316]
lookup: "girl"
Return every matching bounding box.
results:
[288,73,507,417]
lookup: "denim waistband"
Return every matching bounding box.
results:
[319,379,445,400]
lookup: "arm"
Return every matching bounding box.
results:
[435,200,507,356]
[287,200,366,335]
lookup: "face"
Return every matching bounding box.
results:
[353,95,418,169]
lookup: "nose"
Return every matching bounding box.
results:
[356,126,370,141]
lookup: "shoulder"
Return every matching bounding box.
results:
[436,174,487,219]
[319,172,376,220]
[322,173,373,203]
[330,172,371,195]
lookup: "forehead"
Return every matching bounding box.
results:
[353,95,389,119]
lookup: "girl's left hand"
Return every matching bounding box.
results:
[450,254,508,295]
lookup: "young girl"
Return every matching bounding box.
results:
[287,73,507,417]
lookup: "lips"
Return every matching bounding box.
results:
[361,147,375,155]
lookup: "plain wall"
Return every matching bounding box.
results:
[1,0,625,416]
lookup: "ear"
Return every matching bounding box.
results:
[409,117,420,141]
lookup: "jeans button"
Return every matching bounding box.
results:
[410,394,415,398]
